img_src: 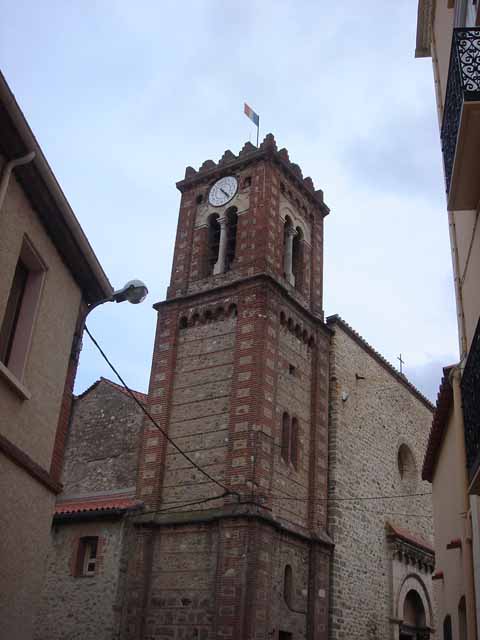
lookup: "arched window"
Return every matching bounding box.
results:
[283,216,295,284]
[292,226,304,291]
[458,597,467,640]
[443,615,453,640]
[283,565,293,607]
[397,444,417,490]
[290,418,299,469]
[281,413,300,468]
[403,590,426,628]
[281,412,290,462]
[207,214,220,275]
[225,207,238,271]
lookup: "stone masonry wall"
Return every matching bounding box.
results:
[62,380,144,495]
[327,321,435,640]
[161,314,236,508]
[270,318,313,528]
[35,519,128,640]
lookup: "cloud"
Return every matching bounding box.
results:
[408,358,457,403]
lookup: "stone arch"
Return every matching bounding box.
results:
[280,207,307,241]
[397,442,418,493]
[396,574,433,629]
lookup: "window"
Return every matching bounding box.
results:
[207,214,220,275]
[76,536,98,577]
[291,227,304,291]
[459,597,467,640]
[225,207,238,271]
[283,565,293,607]
[397,444,417,489]
[443,615,453,640]
[0,238,46,381]
[290,418,299,469]
[281,413,299,468]
[281,412,290,462]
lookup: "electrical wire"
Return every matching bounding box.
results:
[85,325,237,498]
[267,491,432,503]
[126,492,229,519]
[83,327,432,516]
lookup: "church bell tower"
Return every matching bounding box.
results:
[128,134,333,640]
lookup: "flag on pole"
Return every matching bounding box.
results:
[244,103,259,127]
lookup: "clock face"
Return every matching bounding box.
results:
[208,176,238,207]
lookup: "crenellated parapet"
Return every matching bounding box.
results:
[177,133,329,216]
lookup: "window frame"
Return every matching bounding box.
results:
[76,536,99,578]
[0,236,46,386]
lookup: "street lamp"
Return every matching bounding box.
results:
[72,278,149,361]
[86,279,149,316]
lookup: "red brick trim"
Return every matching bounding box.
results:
[0,432,62,494]
[49,304,84,483]
[154,272,332,336]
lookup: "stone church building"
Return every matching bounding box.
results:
[36,135,436,640]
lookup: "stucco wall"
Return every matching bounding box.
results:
[431,409,469,636]
[453,209,480,351]
[433,0,455,111]
[0,455,56,640]
[0,168,82,469]
[328,322,435,640]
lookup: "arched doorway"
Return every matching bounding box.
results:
[400,590,430,639]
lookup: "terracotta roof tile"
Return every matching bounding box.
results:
[386,521,434,555]
[55,495,143,516]
[422,366,454,482]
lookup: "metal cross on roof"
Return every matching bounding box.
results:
[397,353,405,374]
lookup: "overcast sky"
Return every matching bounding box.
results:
[0,0,459,402]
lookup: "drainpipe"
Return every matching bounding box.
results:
[449,211,469,358]
[450,365,477,638]
[0,151,36,212]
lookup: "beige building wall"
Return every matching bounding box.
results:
[0,457,56,640]
[451,209,480,353]
[0,167,82,466]
[0,165,82,640]
[431,408,472,637]
[432,0,455,111]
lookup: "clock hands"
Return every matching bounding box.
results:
[220,188,230,198]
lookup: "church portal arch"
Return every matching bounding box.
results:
[396,574,433,637]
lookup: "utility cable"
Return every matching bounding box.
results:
[85,325,237,499]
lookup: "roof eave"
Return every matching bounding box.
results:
[0,71,112,304]
[415,0,433,59]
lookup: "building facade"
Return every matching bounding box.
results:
[125,134,333,640]
[35,378,145,640]
[415,1,480,637]
[0,71,112,639]
[36,136,436,639]
[327,316,435,640]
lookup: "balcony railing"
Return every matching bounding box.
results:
[441,28,480,196]
[462,317,480,484]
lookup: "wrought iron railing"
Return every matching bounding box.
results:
[441,28,480,194]
[462,317,480,482]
